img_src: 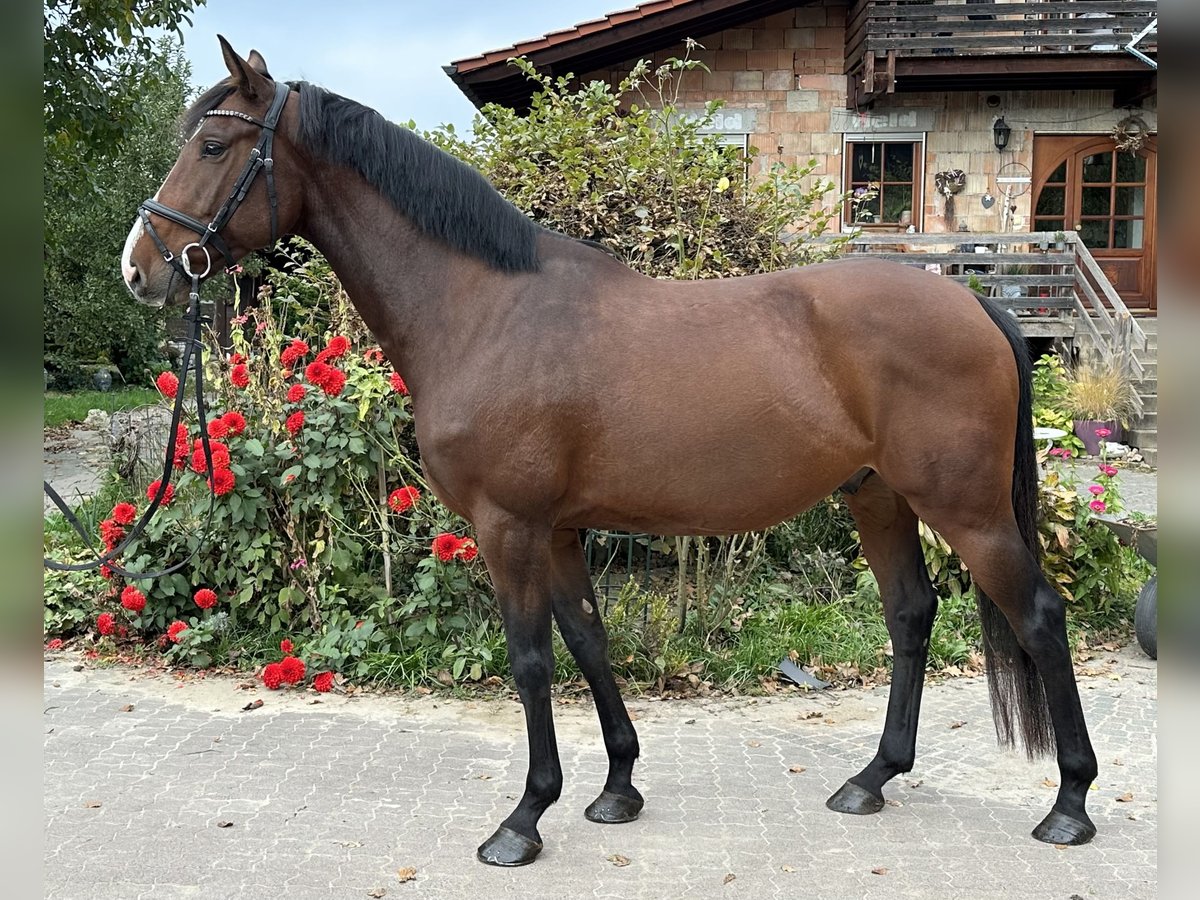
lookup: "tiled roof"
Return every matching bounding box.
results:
[450,0,701,74]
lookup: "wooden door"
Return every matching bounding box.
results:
[1033,135,1157,311]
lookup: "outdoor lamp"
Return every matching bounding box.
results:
[93,369,112,392]
[993,117,1011,152]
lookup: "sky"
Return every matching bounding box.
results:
[178,0,617,133]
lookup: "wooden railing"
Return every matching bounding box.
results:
[832,230,1147,398]
[847,0,1157,73]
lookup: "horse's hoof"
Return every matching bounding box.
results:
[1032,809,1097,846]
[826,781,885,816]
[585,789,644,824]
[476,826,543,866]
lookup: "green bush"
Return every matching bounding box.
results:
[427,51,852,279]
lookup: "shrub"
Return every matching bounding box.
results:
[428,50,851,279]
[74,257,496,686]
[1032,352,1085,454]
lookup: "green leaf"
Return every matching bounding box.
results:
[243,438,265,457]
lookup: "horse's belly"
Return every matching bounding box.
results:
[561,424,862,535]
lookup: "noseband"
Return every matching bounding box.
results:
[138,80,290,279]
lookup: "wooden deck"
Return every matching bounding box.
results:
[847,0,1157,100]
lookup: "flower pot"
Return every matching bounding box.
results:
[1073,419,1122,455]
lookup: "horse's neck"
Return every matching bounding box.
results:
[298,170,493,391]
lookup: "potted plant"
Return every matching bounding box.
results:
[1063,358,1137,455]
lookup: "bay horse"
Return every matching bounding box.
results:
[120,38,1098,866]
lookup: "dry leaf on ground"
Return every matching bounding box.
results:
[607,854,630,867]
[396,867,416,883]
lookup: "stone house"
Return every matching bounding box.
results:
[446,0,1158,314]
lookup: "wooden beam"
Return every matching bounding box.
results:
[870,1,1156,21]
[886,50,895,93]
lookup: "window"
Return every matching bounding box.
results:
[842,135,925,228]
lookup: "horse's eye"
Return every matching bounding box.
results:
[201,141,225,158]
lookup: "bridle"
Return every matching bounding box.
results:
[42,81,290,579]
[138,80,290,281]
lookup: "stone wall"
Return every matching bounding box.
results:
[581,0,1157,234]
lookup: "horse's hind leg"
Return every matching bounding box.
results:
[932,516,1098,845]
[827,475,939,815]
[549,529,644,823]
[473,516,561,867]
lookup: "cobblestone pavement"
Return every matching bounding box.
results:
[44,647,1156,900]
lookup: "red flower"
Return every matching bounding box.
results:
[262,662,284,690]
[120,586,146,613]
[206,417,229,440]
[390,372,408,395]
[319,368,347,397]
[287,383,307,403]
[431,533,461,562]
[99,564,114,580]
[190,440,231,474]
[100,518,125,550]
[286,411,305,436]
[304,361,347,397]
[173,424,190,469]
[280,339,310,367]
[280,638,294,654]
[112,502,137,526]
[432,533,479,562]
[388,486,420,513]
[146,480,174,506]
[304,361,331,385]
[46,638,64,651]
[279,656,306,684]
[363,347,384,364]
[221,411,246,436]
[194,588,218,610]
[322,335,350,359]
[230,363,250,389]
[313,671,334,693]
[155,371,179,399]
[208,468,236,496]
[229,352,247,366]
[96,612,116,636]
[166,621,188,643]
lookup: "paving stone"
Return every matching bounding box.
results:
[43,645,1157,898]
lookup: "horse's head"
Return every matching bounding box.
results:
[121,37,303,306]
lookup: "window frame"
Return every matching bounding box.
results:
[841,132,926,231]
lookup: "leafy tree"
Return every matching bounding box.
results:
[44,39,194,386]
[43,0,206,175]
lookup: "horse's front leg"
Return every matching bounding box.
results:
[474,518,561,867]
[549,528,644,823]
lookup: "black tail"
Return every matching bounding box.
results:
[973,296,1055,758]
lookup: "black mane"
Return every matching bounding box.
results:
[291,81,541,273]
[181,79,542,272]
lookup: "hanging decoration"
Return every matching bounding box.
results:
[934,169,966,227]
[1110,114,1149,154]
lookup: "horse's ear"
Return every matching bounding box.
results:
[217,35,271,101]
[247,49,271,78]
